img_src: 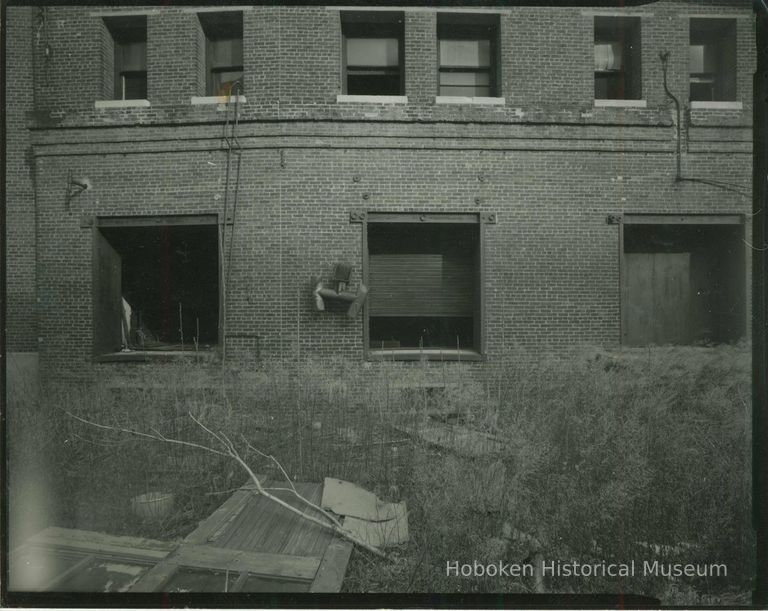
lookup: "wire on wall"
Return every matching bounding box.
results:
[220,82,244,365]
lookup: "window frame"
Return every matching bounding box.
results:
[436,13,501,99]
[91,214,222,362]
[362,212,486,362]
[593,15,642,102]
[340,11,405,97]
[198,11,244,97]
[689,17,737,104]
[618,213,745,347]
[103,15,148,102]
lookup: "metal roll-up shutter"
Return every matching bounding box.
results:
[367,221,478,319]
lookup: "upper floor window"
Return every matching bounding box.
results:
[437,13,500,98]
[341,11,404,96]
[199,11,243,96]
[594,16,641,100]
[104,15,147,100]
[690,18,736,102]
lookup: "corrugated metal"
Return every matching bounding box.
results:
[369,253,474,317]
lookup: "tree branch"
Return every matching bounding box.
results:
[66,410,387,559]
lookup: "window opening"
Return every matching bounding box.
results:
[437,13,500,97]
[94,220,219,354]
[622,223,744,346]
[198,11,244,96]
[594,16,641,100]
[104,15,147,100]
[367,220,480,351]
[341,11,404,96]
[690,18,737,102]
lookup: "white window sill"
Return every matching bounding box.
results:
[690,101,743,110]
[435,96,506,106]
[95,99,151,109]
[336,94,408,104]
[191,95,247,105]
[594,99,647,108]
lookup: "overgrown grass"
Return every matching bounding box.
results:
[6,344,754,603]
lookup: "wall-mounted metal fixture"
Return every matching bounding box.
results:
[606,214,622,225]
[352,175,361,183]
[312,264,368,318]
[349,210,366,223]
[66,171,92,208]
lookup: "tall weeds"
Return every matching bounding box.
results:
[6,344,753,602]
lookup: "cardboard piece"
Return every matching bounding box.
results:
[321,478,409,548]
[341,503,409,548]
[321,478,399,522]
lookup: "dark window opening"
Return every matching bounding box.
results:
[104,16,147,100]
[199,11,244,96]
[367,221,480,351]
[594,16,641,100]
[690,18,737,102]
[437,13,500,98]
[341,11,404,96]
[622,223,745,346]
[94,220,219,355]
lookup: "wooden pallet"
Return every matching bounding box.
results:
[10,479,353,593]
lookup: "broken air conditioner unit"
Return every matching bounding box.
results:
[312,263,368,318]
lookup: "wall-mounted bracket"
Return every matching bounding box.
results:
[606,214,622,225]
[349,210,367,224]
[480,212,497,224]
[80,214,94,228]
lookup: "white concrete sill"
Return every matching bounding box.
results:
[594,99,648,108]
[435,96,506,106]
[336,94,408,104]
[690,101,743,110]
[94,99,151,109]
[191,95,247,105]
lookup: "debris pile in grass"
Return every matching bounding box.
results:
[7,344,753,602]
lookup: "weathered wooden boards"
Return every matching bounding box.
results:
[9,478,355,593]
[9,528,175,592]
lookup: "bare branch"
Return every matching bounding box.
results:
[243,438,344,529]
[66,411,229,458]
[68,410,387,559]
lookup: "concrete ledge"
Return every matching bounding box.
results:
[594,99,648,108]
[435,96,506,106]
[191,95,247,105]
[336,94,408,104]
[95,99,151,109]
[690,100,743,110]
[368,349,483,362]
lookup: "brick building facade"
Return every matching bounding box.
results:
[5,1,755,383]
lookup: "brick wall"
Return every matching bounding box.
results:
[4,1,755,381]
[6,7,37,352]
